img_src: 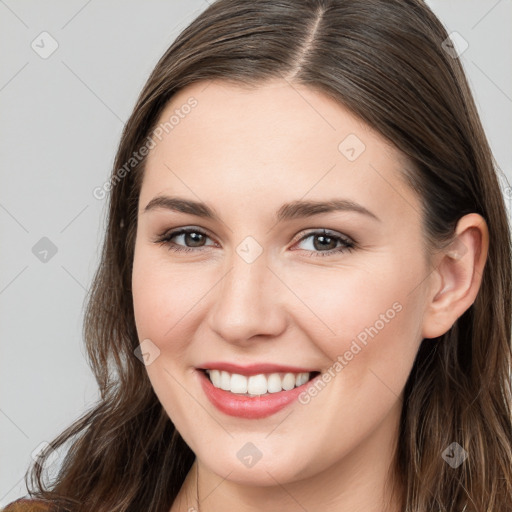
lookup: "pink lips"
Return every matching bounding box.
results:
[197,362,319,419]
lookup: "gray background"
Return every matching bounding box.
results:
[1,0,511,505]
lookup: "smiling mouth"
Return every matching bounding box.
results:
[200,369,320,396]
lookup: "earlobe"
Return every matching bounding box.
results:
[421,213,489,340]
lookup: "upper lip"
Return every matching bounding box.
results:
[198,362,318,376]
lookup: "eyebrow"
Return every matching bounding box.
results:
[143,196,380,222]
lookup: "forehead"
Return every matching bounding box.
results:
[139,79,422,226]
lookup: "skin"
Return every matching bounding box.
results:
[131,79,488,512]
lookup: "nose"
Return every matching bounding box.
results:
[207,249,288,345]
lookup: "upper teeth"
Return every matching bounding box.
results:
[206,370,311,395]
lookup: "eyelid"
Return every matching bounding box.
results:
[291,228,353,245]
[155,225,216,243]
[156,226,353,244]
[154,226,356,256]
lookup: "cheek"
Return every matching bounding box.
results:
[283,256,424,362]
[132,248,209,346]
[131,249,205,427]
[279,266,424,476]
[282,254,426,439]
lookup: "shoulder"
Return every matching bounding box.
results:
[2,498,51,512]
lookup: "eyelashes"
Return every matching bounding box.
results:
[153,227,356,258]
[155,228,216,253]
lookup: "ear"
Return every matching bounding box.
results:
[421,213,489,339]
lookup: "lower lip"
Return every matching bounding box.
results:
[198,370,317,419]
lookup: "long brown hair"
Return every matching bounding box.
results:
[24,0,512,510]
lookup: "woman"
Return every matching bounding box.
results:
[5,0,512,510]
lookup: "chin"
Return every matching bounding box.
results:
[194,439,320,487]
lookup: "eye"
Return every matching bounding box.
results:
[292,229,356,257]
[154,227,216,253]
[154,227,356,257]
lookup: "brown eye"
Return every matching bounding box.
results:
[180,231,207,247]
[294,229,356,257]
[312,233,338,251]
[155,227,216,253]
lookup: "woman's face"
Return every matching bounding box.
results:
[132,79,434,487]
